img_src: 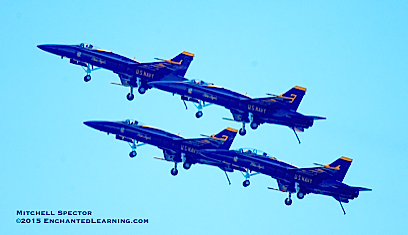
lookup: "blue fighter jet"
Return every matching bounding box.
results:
[84,119,245,179]
[37,43,194,100]
[199,148,371,214]
[149,79,325,142]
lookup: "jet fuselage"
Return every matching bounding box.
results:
[199,149,363,202]
[38,44,191,88]
[83,120,244,172]
[150,80,315,129]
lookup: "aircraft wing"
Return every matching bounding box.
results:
[173,138,224,149]
[242,97,284,108]
[159,73,188,81]
[198,156,247,172]
[231,151,296,171]
[172,127,237,150]
[132,62,177,72]
[288,167,334,178]
[196,149,248,173]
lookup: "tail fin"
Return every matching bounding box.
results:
[175,127,237,150]
[168,51,194,77]
[280,86,306,111]
[325,157,352,182]
[211,127,238,150]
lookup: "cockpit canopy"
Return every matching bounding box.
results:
[235,148,276,159]
[78,43,94,49]
[189,79,214,86]
[123,119,139,126]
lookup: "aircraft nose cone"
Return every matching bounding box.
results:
[83,121,105,131]
[37,44,47,50]
[84,121,117,135]
[37,44,60,55]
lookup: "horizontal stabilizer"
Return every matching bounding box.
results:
[110,82,129,87]
[330,181,372,193]
[308,115,326,120]
[351,186,372,192]
[222,117,240,122]
[267,187,287,193]
[153,157,172,162]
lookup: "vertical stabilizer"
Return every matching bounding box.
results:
[169,51,194,77]
[211,127,238,150]
[176,127,237,150]
[281,86,306,111]
[325,157,352,182]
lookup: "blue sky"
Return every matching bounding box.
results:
[1,0,407,234]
